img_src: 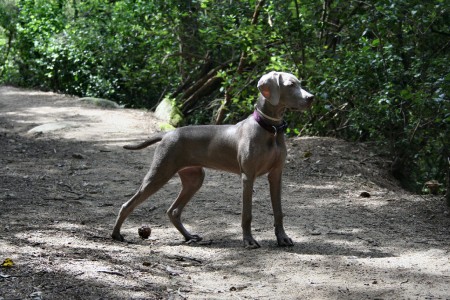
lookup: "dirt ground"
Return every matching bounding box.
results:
[0,86,449,300]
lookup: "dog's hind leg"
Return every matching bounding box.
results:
[167,167,205,243]
[111,167,175,242]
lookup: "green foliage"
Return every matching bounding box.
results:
[0,0,19,80]
[3,0,181,105]
[304,0,450,192]
[0,0,448,195]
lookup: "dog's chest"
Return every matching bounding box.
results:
[266,137,286,159]
[254,136,286,171]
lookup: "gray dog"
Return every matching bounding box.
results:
[111,71,314,248]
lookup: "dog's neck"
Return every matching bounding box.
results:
[255,96,286,125]
[253,96,288,135]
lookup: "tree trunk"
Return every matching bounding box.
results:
[73,0,78,19]
[176,0,201,81]
[0,34,13,79]
[215,0,265,124]
[446,157,450,207]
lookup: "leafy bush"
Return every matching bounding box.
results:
[0,0,448,196]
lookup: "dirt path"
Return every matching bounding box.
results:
[1,86,449,300]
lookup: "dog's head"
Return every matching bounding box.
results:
[257,71,314,110]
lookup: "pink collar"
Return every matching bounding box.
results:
[253,110,288,135]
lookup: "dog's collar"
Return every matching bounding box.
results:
[253,110,288,136]
[254,106,283,122]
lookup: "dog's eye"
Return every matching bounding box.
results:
[284,81,294,86]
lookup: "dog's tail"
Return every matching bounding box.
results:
[123,132,166,150]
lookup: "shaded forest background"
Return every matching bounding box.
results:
[0,0,449,198]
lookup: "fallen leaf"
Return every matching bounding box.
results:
[1,258,14,267]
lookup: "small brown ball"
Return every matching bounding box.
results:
[138,225,151,239]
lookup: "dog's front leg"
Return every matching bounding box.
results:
[241,173,260,249]
[268,168,294,247]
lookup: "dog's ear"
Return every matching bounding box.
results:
[257,71,281,106]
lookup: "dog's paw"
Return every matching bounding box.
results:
[185,235,203,244]
[277,236,294,247]
[243,237,261,249]
[111,232,125,242]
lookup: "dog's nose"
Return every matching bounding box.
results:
[306,94,314,102]
[301,89,314,102]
